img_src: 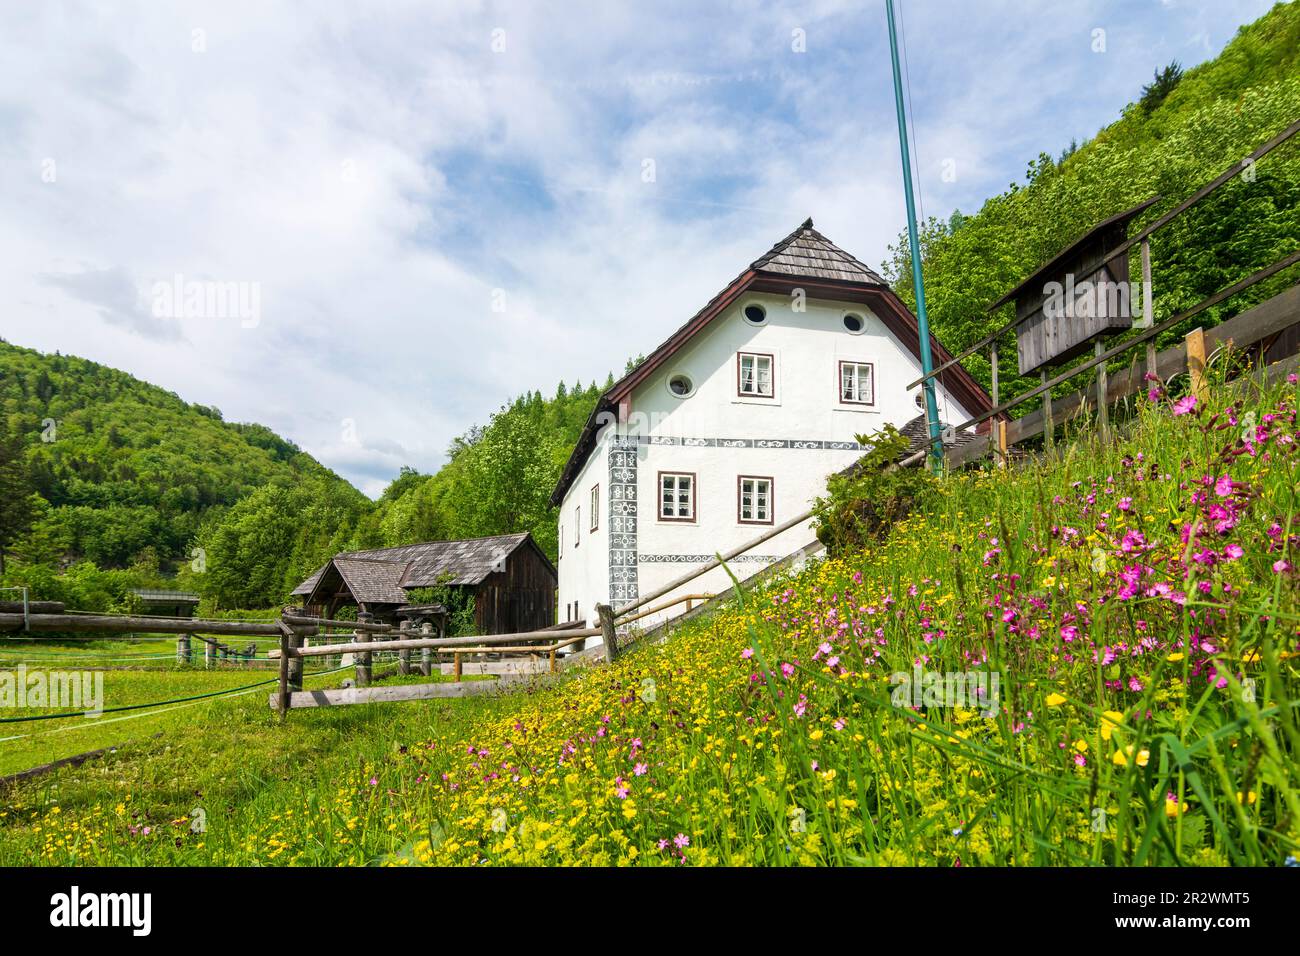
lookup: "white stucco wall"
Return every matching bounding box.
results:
[556,432,608,628]
[557,290,975,637]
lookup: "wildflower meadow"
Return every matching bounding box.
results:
[3,367,1297,867]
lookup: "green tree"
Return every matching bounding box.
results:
[1140,61,1183,114]
[0,425,38,577]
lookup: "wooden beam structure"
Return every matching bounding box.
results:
[0,613,281,636]
[268,627,600,659]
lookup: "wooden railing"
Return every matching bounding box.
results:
[271,585,727,708]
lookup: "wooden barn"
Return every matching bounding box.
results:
[990,197,1159,375]
[290,532,556,635]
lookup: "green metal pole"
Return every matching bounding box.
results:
[886,0,942,470]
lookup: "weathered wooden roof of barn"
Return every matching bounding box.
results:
[291,533,553,598]
[331,558,410,605]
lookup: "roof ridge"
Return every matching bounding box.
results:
[337,531,530,559]
[749,218,816,268]
[334,555,407,564]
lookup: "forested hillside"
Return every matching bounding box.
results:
[355,378,612,559]
[0,339,372,609]
[885,1,1300,402]
[192,377,609,608]
[0,337,614,611]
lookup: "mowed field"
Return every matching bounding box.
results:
[0,638,346,777]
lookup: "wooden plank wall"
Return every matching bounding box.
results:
[473,544,557,634]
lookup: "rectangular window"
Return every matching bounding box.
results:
[737,352,774,397]
[590,485,600,532]
[658,472,696,522]
[738,476,773,525]
[574,505,580,546]
[839,361,875,405]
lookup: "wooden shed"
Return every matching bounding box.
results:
[291,533,556,635]
[991,197,1159,375]
[129,588,200,618]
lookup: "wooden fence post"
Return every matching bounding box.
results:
[176,634,191,666]
[277,625,291,715]
[355,620,372,687]
[1186,327,1208,403]
[990,343,1000,409]
[1141,238,1157,380]
[453,652,462,681]
[995,420,1009,470]
[596,603,619,662]
[1040,369,1054,454]
[1095,340,1110,442]
[398,623,412,676]
[354,629,371,686]
[287,632,303,694]
[204,638,214,670]
[419,622,433,677]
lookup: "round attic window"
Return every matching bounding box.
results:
[843,312,866,334]
[743,303,767,325]
[667,373,695,398]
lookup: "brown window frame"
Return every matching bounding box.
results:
[657,471,697,523]
[736,351,776,399]
[838,360,876,406]
[737,475,774,525]
[590,484,600,532]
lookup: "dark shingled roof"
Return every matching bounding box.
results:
[130,588,200,603]
[836,414,985,480]
[750,218,888,285]
[331,557,410,605]
[292,533,549,598]
[896,413,983,458]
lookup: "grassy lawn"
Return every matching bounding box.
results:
[1,369,1296,866]
[0,666,336,778]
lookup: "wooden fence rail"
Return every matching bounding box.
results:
[268,626,600,660]
[945,283,1300,469]
[0,613,281,636]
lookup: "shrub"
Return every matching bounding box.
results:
[812,424,938,557]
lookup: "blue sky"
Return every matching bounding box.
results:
[0,0,1280,495]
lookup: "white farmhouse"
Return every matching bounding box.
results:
[551,220,992,634]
